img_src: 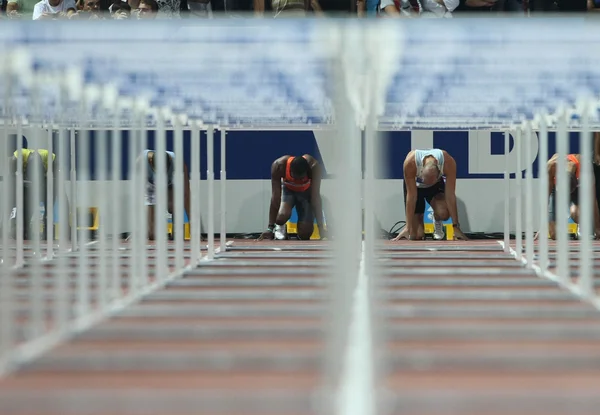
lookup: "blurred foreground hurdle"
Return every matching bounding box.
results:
[2,17,600,415]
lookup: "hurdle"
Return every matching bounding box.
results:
[502,101,599,305]
[4,22,345,414]
[4,18,600,415]
[0,46,212,379]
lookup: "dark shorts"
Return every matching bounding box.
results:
[403,179,445,215]
[548,187,578,222]
[282,185,313,224]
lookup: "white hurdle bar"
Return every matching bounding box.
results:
[514,126,523,260]
[132,99,148,290]
[173,114,185,271]
[69,126,78,251]
[578,101,593,297]
[537,113,550,273]
[96,88,109,312]
[46,126,54,260]
[75,86,94,319]
[191,121,202,263]
[524,121,535,267]
[0,53,13,374]
[555,109,569,281]
[503,130,510,252]
[220,128,227,253]
[15,119,24,268]
[206,125,215,260]
[154,107,169,279]
[108,89,121,299]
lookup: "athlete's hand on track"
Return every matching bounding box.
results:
[392,228,410,241]
[595,229,600,240]
[319,228,329,241]
[256,229,274,241]
[453,227,469,241]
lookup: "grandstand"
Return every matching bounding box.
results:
[1,16,600,415]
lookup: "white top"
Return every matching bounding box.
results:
[380,0,457,15]
[32,0,76,19]
[414,148,445,189]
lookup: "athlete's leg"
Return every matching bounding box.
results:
[548,188,557,240]
[415,214,425,240]
[147,206,156,240]
[167,185,175,240]
[570,190,580,224]
[276,186,295,226]
[24,152,45,240]
[428,195,450,222]
[295,190,314,241]
[145,182,157,240]
[425,180,449,240]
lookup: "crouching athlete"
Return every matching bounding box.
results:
[138,149,191,241]
[535,153,600,240]
[393,148,468,241]
[6,148,70,240]
[258,154,327,240]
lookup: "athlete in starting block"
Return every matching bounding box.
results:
[5,148,70,240]
[535,153,600,240]
[394,148,468,241]
[139,149,191,241]
[258,154,327,241]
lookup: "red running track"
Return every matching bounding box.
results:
[2,238,600,414]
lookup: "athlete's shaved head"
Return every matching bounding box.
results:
[421,159,439,186]
[290,156,309,179]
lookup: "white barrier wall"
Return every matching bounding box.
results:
[4,127,577,235]
[70,178,537,235]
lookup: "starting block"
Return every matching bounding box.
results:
[167,210,191,240]
[285,206,325,240]
[75,207,99,240]
[53,204,94,240]
[567,216,578,236]
[423,201,454,240]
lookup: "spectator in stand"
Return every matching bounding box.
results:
[6,0,39,18]
[73,0,102,17]
[379,0,421,17]
[589,0,600,10]
[186,0,211,17]
[137,0,158,16]
[32,0,76,18]
[254,0,306,16]
[110,0,130,16]
[155,0,181,17]
[421,0,458,16]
